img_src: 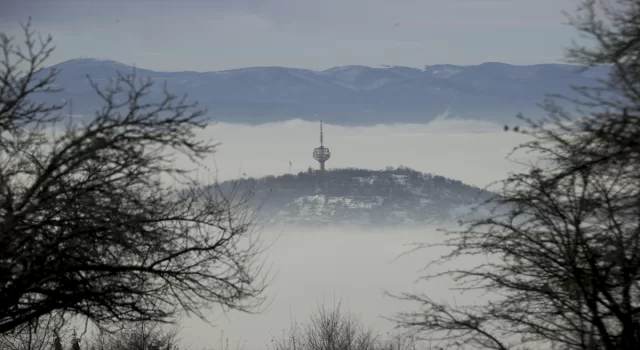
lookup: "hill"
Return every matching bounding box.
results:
[216,167,494,228]
[34,59,609,126]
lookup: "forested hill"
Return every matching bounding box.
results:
[216,167,494,227]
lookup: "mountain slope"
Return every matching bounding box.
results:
[217,167,494,228]
[36,59,609,125]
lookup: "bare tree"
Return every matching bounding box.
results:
[271,302,380,350]
[510,0,640,174]
[0,314,69,350]
[270,302,427,350]
[377,331,423,350]
[0,19,269,335]
[391,1,640,350]
[391,159,640,349]
[84,321,181,350]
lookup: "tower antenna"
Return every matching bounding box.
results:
[312,120,331,172]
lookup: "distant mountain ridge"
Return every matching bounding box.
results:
[216,167,494,228]
[36,58,611,126]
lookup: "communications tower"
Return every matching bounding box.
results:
[313,120,331,171]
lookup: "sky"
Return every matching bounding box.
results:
[0,0,580,72]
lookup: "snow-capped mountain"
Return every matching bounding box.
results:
[35,58,610,126]
[216,167,494,228]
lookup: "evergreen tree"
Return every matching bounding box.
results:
[70,331,80,350]
[52,333,63,350]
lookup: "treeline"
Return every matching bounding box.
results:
[215,166,491,217]
[225,166,485,198]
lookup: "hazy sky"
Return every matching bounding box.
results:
[1,0,579,71]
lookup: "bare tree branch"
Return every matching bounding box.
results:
[393,1,640,349]
[0,21,270,335]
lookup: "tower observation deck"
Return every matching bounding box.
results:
[313,120,331,171]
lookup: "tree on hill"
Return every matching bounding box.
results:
[52,334,62,350]
[0,20,268,335]
[392,1,640,349]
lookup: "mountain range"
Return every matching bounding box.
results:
[215,167,494,228]
[36,58,610,126]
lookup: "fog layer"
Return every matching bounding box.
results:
[179,225,470,350]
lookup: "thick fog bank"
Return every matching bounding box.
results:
[178,223,484,350]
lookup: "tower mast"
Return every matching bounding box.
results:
[313,120,331,172]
